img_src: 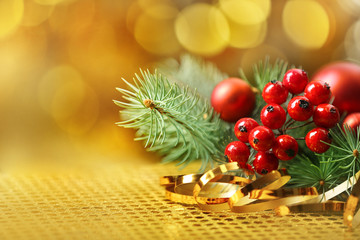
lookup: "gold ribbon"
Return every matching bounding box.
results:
[344,172,360,228]
[161,164,360,229]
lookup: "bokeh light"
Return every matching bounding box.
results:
[34,0,70,6]
[339,0,360,16]
[134,4,180,55]
[219,0,270,25]
[0,0,24,39]
[175,3,230,56]
[22,1,54,27]
[38,65,99,136]
[283,0,330,49]
[227,19,267,49]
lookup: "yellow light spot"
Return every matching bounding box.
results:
[228,21,267,48]
[134,5,180,55]
[275,205,290,216]
[283,0,330,49]
[34,0,69,6]
[175,3,230,56]
[22,1,54,27]
[38,65,99,135]
[0,0,24,39]
[137,0,173,9]
[219,0,270,25]
[48,0,95,35]
[67,19,122,79]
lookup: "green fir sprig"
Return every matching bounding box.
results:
[114,69,230,171]
[159,54,228,100]
[287,153,348,193]
[287,125,360,193]
[325,125,360,181]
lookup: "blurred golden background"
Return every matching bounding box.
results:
[1,0,360,170]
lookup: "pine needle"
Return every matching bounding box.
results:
[114,69,230,171]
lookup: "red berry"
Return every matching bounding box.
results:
[262,80,289,104]
[224,141,250,166]
[304,81,331,106]
[260,104,286,129]
[313,104,340,128]
[283,69,309,94]
[342,112,360,134]
[234,118,259,142]
[273,135,298,161]
[305,127,332,153]
[253,151,279,175]
[249,126,275,151]
[287,96,314,121]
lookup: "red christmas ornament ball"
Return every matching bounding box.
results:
[311,62,360,114]
[342,112,360,134]
[211,78,256,122]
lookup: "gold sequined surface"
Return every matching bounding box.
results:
[1,159,359,240]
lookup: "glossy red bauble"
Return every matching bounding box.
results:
[283,69,309,94]
[253,151,279,175]
[313,104,340,128]
[311,62,360,114]
[287,96,314,121]
[305,127,332,153]
[260,104,286,129]
[273,135,298,161]
[224,141,250,166]
[211,78,256,122]
[262,80,289,104]
[248,126,275,151]
[304,81,331,106]
[234,118,259,142]
[342,112,360,134]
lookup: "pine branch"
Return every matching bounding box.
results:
[114,69,231,171]
[324,124,360,185]
[286,153,348,194]
[287,125,360,194]
[239,57,290,92]
[158,54,228,100]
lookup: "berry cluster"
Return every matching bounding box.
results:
[224,69,340,175]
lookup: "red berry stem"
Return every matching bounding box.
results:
[282,119,296,133]
[285,121,314,131]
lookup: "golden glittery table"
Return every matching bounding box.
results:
[1,159,360,240]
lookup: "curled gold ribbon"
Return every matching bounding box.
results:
[175,174,252,197]
[230,187,318,213]
[287,201,345,213]
[192,163,292,211]
[192,162,242,211]
[160,175,180,187]
[165,185,231,205]
[161,165,360,228]
[229,170,291,207]
[344,172,360,228]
